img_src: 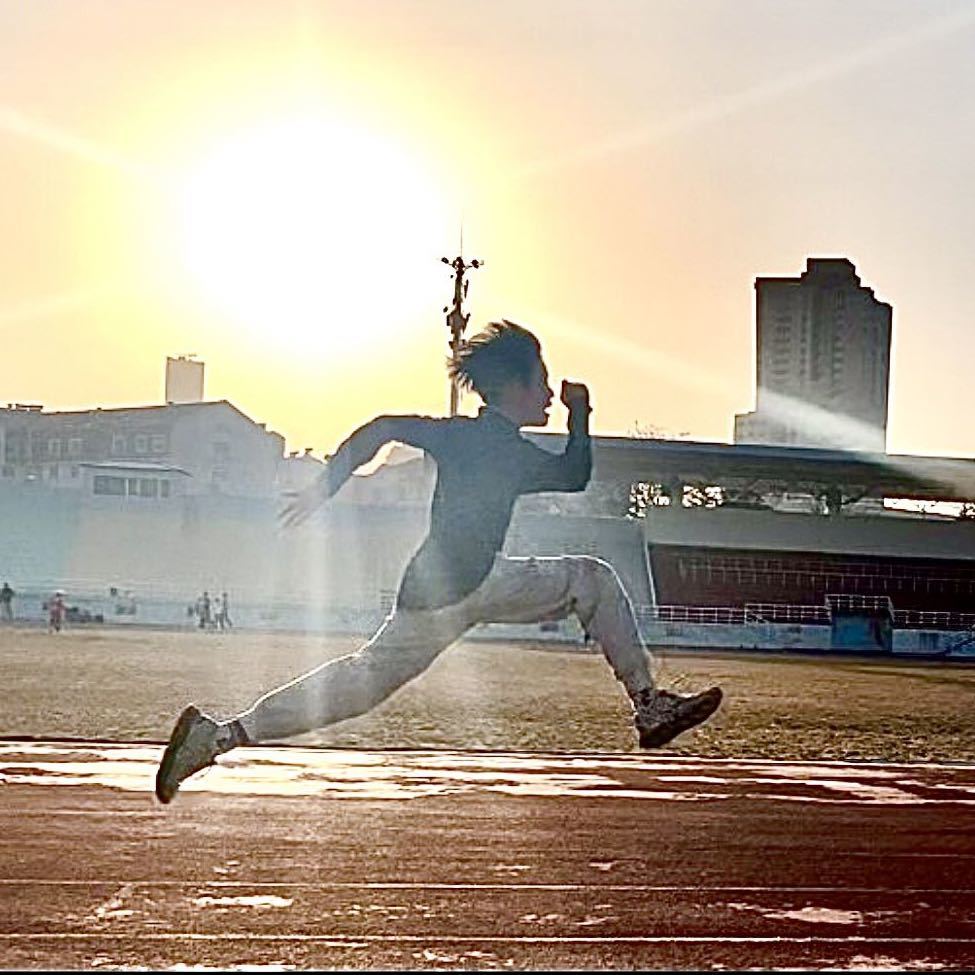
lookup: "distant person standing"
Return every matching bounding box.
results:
[198,591,212,631]
[217,591,232,630]
[0,582,14,622]
[48,591,66,633]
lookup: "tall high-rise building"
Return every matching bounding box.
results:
[165,356,205,405]
[734,258,892,452]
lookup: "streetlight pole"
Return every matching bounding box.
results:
[441,253,482,416]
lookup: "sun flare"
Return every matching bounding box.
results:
[176,113,452,359]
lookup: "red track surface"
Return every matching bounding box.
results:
[2,741,975,970]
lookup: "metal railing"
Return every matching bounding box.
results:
[893,609,975,631]
[636,603,829,626]
[637,602,975,632]
[825,593,894,614]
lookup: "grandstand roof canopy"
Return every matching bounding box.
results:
[529,434,975,503]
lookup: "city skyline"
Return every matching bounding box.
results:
[2,2,975,458]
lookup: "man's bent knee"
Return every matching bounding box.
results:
[573,555,623,588]
[567,556,624,620]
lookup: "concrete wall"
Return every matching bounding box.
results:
[7,586,972,661]
[638,619,973,658]
[0,481,652,621]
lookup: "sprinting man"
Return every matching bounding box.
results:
[156,321,722,803]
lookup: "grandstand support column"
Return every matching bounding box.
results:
[824,486,843,516]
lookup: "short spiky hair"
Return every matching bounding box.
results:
[449,320,542,402]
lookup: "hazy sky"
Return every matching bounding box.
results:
[2,1,974,457]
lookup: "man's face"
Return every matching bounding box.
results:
[511,359,554,427]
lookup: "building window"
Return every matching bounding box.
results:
[134,434,148,454]
[99,475,166,497]
[112,435,126,455]
[71,466,79,478]
[150,434,167,454]
[93,475,126,496]
[213,441,230,459]
[47,439,61,457]
[68,438,83,457]
[2,466,13,478]
[160,479,171,498]
[48,465,59,480]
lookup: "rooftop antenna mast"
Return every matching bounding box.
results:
[441,226,482,416]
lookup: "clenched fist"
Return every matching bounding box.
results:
[560,380,590,411]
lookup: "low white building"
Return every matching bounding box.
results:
[0,401,285,499]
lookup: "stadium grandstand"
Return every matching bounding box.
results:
[531,434,975,655]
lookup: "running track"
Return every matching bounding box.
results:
[2,741,975,970]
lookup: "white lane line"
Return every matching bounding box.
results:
[0,880,974,894]
[1,933,974,944]
[4,742,975,774]
[5,739,975,765]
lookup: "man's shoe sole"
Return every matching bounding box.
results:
[155,704,204,804]
[639,687,723,749]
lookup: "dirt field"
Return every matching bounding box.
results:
[3,624,975,762]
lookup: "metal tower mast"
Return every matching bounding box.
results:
[441,251,482,416]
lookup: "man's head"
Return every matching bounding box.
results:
[450,320,553,427]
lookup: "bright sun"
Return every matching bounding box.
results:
[176,112,452,359]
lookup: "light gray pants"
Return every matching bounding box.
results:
[238,555,654,742]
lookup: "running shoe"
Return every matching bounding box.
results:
[155,705,223,804]
[634,686,723,748]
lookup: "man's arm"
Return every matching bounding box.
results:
[281,415,446,527]
[320,415,446,498]
[521,381,592,494]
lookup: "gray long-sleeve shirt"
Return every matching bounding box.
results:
[324,405,592,610]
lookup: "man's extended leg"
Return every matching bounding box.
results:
[155,605,470,803]
[466,555,722,747]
